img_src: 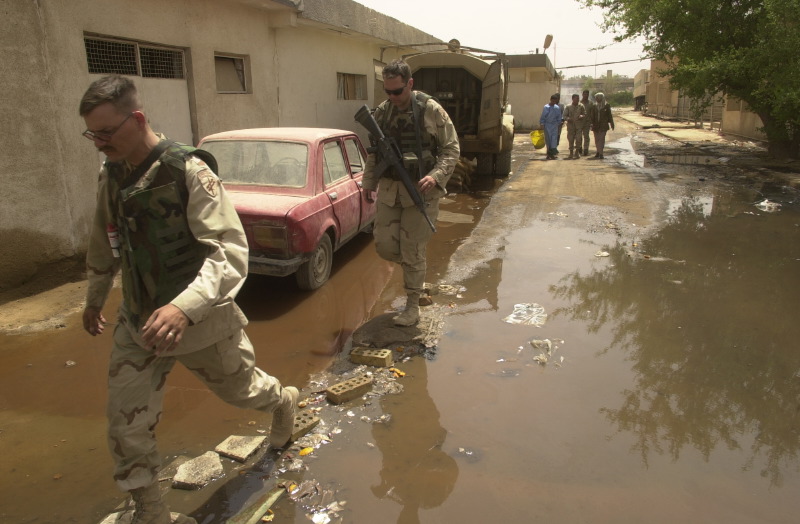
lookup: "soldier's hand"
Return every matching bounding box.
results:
[419,175,436,194]
[83,307,106,336]
[365,190,376,203]
[142,304,190,355]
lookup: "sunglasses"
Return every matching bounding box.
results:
[384,84,407,96]
[82,112,134,142]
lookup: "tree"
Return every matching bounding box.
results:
[584,0,800,158]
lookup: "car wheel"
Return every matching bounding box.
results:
[296,234,333,290]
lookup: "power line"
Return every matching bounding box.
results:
[558,58,648,70]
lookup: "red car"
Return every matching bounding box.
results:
[198,128,376,290]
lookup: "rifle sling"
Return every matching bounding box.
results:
[410,93,427,183]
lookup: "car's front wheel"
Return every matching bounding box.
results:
[295,234,333,290]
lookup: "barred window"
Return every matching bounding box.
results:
[337,73,367,100]
[140,46,184,79]
[85,38,138,75]
[84,36,185,79]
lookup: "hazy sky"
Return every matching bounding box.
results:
[354,0,649,78]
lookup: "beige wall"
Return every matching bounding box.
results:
[722,99,767,141]
[0,0,285,290]
[508,82,560,130]
[0,0,441,290]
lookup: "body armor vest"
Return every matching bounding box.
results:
[106,142,217,324]
[378,92,438,180]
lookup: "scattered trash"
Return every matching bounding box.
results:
[455,447,483,463]
[755,199,781,212]
[64,360,76,367]
[488,369,521,378]
[594,251,610,257]
[502,303,547,326]
[529,338,565,367]
[438,284,466,296]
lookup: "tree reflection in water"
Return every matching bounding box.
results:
[549,192,800,487]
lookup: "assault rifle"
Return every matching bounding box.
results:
[354,104,436,232]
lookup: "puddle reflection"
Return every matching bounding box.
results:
[549,190,800,486]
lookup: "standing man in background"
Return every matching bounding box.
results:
[80,75,299,524]
[539,94,563,160]
[580,89,594,157]
[588,91,615,159]
[363,59,460,327]
[563,94,586,159]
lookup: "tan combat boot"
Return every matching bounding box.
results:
[393,293,421,326]
[270,386,299,448]
[129,483,169,524]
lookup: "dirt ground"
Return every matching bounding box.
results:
[1,109,796,336]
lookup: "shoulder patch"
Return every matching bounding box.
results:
[199,171,219,197]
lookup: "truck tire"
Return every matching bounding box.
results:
[495,150,512,177]
[295,234,333,290]
[477,154,493,176]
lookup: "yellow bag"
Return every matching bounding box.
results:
[530,129,545,149]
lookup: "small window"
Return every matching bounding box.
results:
[337,73,367,100]
[343,138,364,173]
[322,141,349,185]
[215,55,248,93]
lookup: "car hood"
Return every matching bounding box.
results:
[227,189,306,219]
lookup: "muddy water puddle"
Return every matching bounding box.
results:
[289,181,800,522]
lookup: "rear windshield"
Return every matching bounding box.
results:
[201,140,309,188]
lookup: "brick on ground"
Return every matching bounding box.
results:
[326,374,373,404]
[349,347,393,367]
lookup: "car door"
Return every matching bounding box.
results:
[342,135,374,227]
[322,138,362,244]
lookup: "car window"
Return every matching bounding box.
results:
[201,140,308,187]
[322,141,349,185]
[343,138,365,173]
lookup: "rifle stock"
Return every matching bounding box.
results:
[354,104,436,232]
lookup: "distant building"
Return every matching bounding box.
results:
[642,60,763,141]
[506,53,560,130]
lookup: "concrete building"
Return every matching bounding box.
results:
[506,54,560,130]
[0,0,439,290]
[642,60,764,141]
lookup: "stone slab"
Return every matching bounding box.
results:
[171,451,223,490]
[215,435,267,462]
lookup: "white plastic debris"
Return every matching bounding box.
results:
[502,303,547,326]
[755,199,781,212]
[594,251,610,257]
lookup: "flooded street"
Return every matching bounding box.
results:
[2,112,799,523]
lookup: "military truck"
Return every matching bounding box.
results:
[403,40,515,177]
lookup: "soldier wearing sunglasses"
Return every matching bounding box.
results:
[363,59,460,326]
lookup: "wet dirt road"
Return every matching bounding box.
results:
[2,112,799,523]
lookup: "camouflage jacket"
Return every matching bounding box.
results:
[363,92,460,206]
[85,137,249,353]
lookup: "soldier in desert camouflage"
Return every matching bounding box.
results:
[80,75,299,524]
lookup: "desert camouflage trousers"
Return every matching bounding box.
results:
[108,319,283,492]
[567,122,583,152]
[580,122,591,151]
[373,196,440,294]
